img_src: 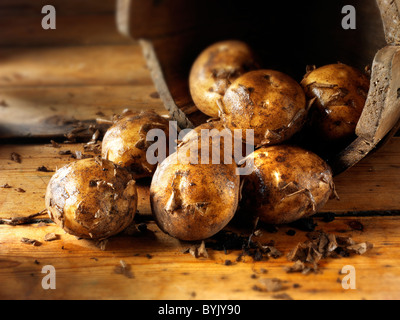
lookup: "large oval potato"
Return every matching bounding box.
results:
[240,145,334,224]
[102,110,169,179]
[301,63,370,142]
[221,69,307,147]
[189,40,259,118]
[45,157,138,240]
[150,141,240,241]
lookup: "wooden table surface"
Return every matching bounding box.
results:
[1,1,400,300]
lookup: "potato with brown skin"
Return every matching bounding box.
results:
[189,40,259,118]
[301,63,370,142]
[240,145,334,225]
[221,69,307,147]
[102,110,169,179]
[45,157,138,240]
[150,141,240,241]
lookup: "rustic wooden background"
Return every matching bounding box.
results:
[1,0,400,300]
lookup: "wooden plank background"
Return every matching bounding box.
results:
[0,0,400,300]
[0,216,399,300]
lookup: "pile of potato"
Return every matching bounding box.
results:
[45,110,170,240]
[45,40,370,242]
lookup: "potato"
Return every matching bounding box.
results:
[180,121,227,145]
[189,40,259,118]
[240,145,334,225]
[221,69,307,147]
[102,110,169,179]
[301,63,370,142]
[45,157,138,240]
[150,141,240,241]
[180,120,253,161]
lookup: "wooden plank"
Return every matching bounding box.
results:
[139,39,197,129]
[0,216,397,299]
[0,85,167,139]
[356,46,400,144]
[0,44,167,139]
[1,138,400,219]
[0,45,149,87]
[376,0,400,44]
[116,0,229,40]
[0,15,132,47]
[0,85,166,125]
[322,137,400,212]
[0,0,116,17]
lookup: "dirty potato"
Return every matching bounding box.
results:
[221,70,307,147]
[240,145,334,225]
[180,121,228,145]
[45,157,138,240]
[189,40,259,118]
[180,120,252,160]
[301,63,370,142]
[150,141,240,241]
[102,110,169,179]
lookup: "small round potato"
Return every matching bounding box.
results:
[301,63,370,142]
[45,157,138,240]
[221,69,307,147]
[189,40,259,118]
[102,110,169,179]
[150,142,240,241]
[240,145,334,225]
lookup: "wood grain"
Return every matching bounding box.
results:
[0,85,167,139]
[0,0,116,16]
[357,46,400,144]
[0,45,149,87]
[0,0,132,47]
[1,138,400,219]
[139,39,197,129]
[0,44,167,139]
[322,137,400,212]
[0,15,133,47]
[116,0,234,40]
[0,216,398,300]
[377,0,400,44]
[0,85,165,119]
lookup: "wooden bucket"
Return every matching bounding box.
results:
[116,0,400,175]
